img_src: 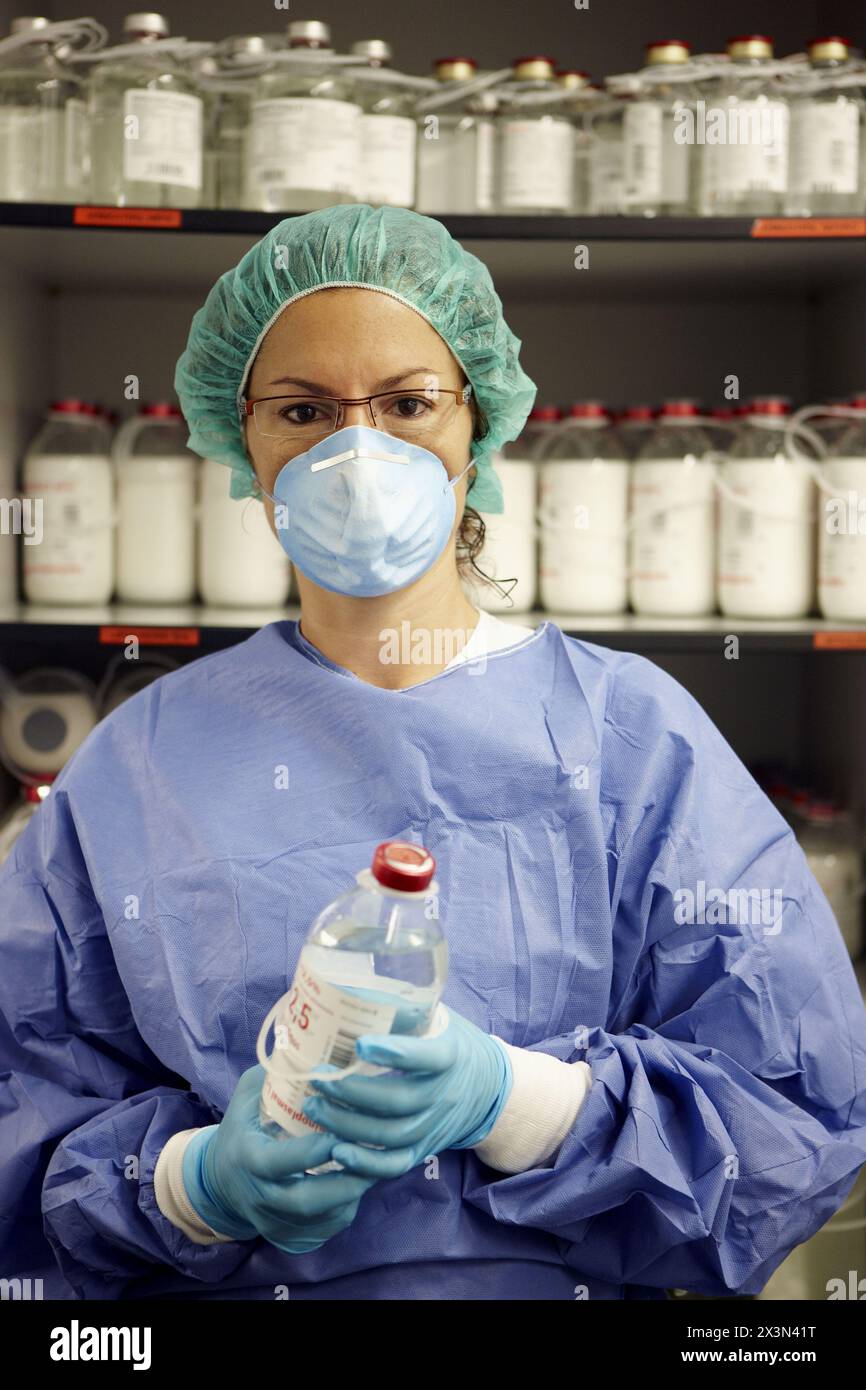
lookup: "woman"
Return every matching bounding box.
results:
[1,205,865,1301]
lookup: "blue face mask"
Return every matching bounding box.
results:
[259,425,475,598]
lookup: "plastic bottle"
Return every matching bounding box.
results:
[798,800,864,960]
[0,668,97,778]
[0,15,85,201]
[629,399,715,616]
[699,35,789,216]
[22,399,114,605]
[415,57,495,214]
[466,437,537,615]
[539,402,630,614]
[246,19,360,213]
[786,37,864,216]
[495,55,573,214]
[350,39,416,208]
[257,841,447,1146]
[818,394,866,620]
[622,39,695,216]
[556,69,593,213]
[88,12,204,208]
[717,396,815,619]
[198,457,291,607]
[114,403,197,604]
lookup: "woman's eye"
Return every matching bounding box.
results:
[281,402,324,425]
[390,396,431,419]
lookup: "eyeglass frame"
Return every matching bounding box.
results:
[240,382,474,437]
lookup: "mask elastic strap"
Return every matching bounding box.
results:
[449,456,477,491]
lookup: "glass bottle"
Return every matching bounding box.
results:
[556,69,593,213]
[207,34,270,210]
[717,397,815,619]
[350,39,416,208]
[415,57,495,214]
[245,19,360,213]
[629,399,716,616]
[0,15,85,201]
[88,12,204,208]
[700,34,789,216]
[495,55,573,214]
[587,81,627,214]
[622,39,696,216]
[786,36,865,216]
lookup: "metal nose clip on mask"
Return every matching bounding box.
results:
[257,425,476,598]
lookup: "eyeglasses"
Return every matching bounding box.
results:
[242,383,473,443]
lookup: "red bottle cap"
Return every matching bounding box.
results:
[660,400,699,417]
[140,402,182,417]
[49,398,90,414]
[371,841,436,892]
[568,400,607,418]
[530,404,562,421]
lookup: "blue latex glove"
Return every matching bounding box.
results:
[301,1006,513,1180]
[181,1064,378,1254]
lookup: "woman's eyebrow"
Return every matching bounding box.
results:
[266,367,442,392]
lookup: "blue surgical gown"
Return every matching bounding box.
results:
[1,619,865,1301]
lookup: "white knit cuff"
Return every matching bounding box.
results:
[473,1040,592,1174]
[153,1128,238,1245]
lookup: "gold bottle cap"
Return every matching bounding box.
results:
[556,69,591,89]
[511,56,556,81]
[646,40,691,65]
[808,36,852,63]
[727,35,774,60]
[434,57,477,82]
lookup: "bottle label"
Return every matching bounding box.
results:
[122,89,203,189]
[358,113,415,205]
[260,957,397,1139]
[500,118,573,209]
[622,103,664,203]
[818,457,866,599]
[475,120,495,210]
[588,137,624,213]
[629,460,715,585]
[712,100,789,195]
[22,458,113,587]
[0,107,63,199]
[249,98,361,197]
[718,459,814,601]
[789,101,860,194]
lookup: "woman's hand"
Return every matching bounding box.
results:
[182,1064,378,1254]
[301,1007,513,1179]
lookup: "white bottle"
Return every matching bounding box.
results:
[88,12,204,208]
[246,20,360,213]
[819,396,866,620]
[786,37,864,216]
[114,403,197,604]
[198,457,291,607]
[718,397,815,619]
[629,400,715,617]
[496,55,573,214]
[798,801,864,960]
[622,39,695,216]
[587,82,627,214]
[465,440,537,614]
[0,15,86,202]
[539,402,630,614]
[350,39,416,208]
[257,841,447,1146]
[556,69,593,213]
[22,399,114,606]
[701,34,789,216]
[0,668,97,777]
[415,57,495,214]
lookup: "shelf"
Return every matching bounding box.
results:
[1,206,866,295]
[3,604,866,655]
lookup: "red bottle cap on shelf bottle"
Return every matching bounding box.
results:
[371,841,436,892]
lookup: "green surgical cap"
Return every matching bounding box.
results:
[174,203,536,514]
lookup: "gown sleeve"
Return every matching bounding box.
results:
[0,783,255,1299]
[464,653,866,1296]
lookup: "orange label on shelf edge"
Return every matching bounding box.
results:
[73,206,183,229]
[813,631,866,650]
[99,626,200,647]
[752,217,866,238]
